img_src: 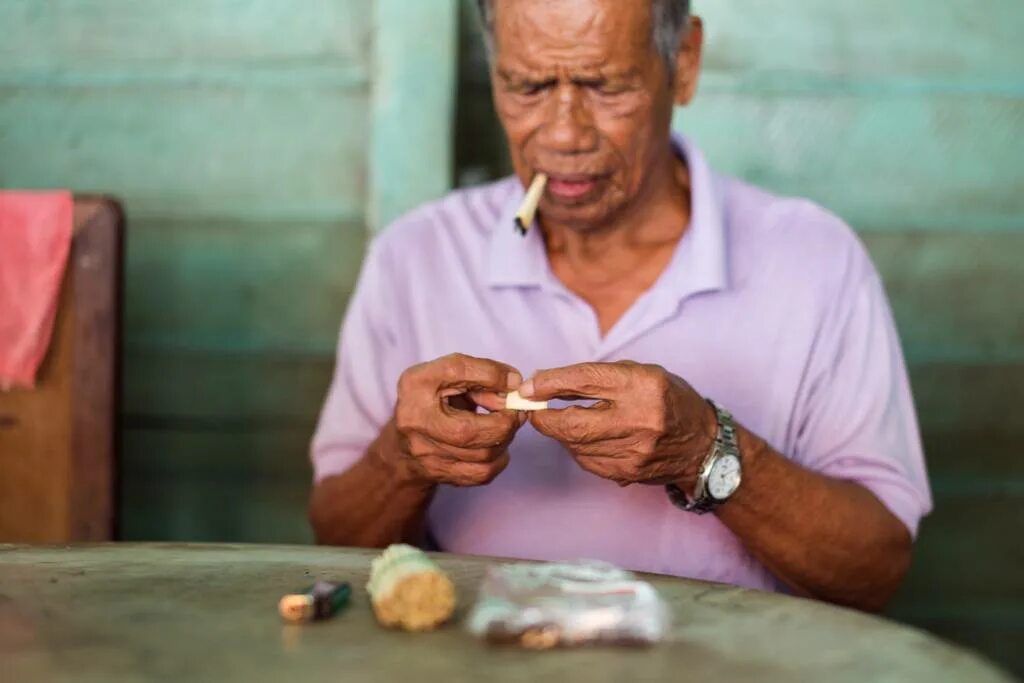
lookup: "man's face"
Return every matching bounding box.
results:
[491,0,685,231]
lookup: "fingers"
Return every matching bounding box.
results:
[397,396,519,450]
[517,363,629,402]
[466,390,508,413]
[404,432,509,464]
[439,451,510,487]
[412,450,511,487]
[400,354,522,398]
[570,434,655,459]
[393,355,531,488]
[435,354,522,393]
[528,403,630,444]
[434,408,521,449]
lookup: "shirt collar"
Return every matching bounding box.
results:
[485,188,552,288]
[485,132,729,301]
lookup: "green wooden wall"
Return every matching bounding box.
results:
[0,0,457,543]
[454,0,1024,675]
[2,0,1022,675]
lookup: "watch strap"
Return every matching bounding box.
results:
[666,400,740,514]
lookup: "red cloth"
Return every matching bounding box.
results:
[0,191,73,389]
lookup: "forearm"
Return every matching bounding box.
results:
[713,429,912,612]
[309,420,436,548]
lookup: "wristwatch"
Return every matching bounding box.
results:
[665,400,742,514]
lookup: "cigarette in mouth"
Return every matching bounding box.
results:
[514,173,548,236]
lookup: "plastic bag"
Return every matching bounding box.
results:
[466,560,670,649]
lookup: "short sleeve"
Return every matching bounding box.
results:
[310,239,401,482]
[793,268,933,537]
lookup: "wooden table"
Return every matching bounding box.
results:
[0,544,1012,682]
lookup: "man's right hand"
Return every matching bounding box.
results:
[387,353,526,487]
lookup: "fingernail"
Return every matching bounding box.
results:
[518,379,535,398]
[507,371,522,390]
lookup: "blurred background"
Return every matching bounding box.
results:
[1,0,1021,675]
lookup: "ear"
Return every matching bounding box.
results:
[672,16,704,107]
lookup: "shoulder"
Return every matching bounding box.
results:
[719,175,878,297]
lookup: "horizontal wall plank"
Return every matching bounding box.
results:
[0,65,369,90]
[123,218,367,353]
[120,477,312,544]
[864,232,1024,362]
[0,0,372,71]
[123,427,313,475]
[892,493,1024,607]
[121,428,313,544]
[676,94,1024,231]
[697,73,1024,99]
[922,430,1024,491]
[697,0,1024,86]
[123,349,334,426]
[911,363,1024,437]
[0,86,370,216]
[458,0,1024,90]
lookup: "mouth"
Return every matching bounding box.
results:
[543,173,609,202]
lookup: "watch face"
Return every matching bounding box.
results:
[708,454,742,500]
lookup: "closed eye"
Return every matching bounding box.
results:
[586,82,630,96]
[516,79,556,96]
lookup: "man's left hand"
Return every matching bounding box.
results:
[518,362,718,487]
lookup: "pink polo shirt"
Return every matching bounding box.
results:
[311,135,932,591]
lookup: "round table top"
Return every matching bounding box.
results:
[0,543,1011,683]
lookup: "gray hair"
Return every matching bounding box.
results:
[475,0,691,75]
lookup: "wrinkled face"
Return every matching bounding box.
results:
[490,0,681,231]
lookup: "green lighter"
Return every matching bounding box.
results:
[278,581,352,624]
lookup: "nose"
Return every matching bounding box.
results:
[537,83,599,155]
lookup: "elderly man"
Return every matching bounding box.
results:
[309,0,931,611]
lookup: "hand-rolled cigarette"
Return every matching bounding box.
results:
[506,390,549,412]
[366,544,455,632]
[514,173,548,236]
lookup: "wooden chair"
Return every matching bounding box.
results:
[0,196,123,542]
